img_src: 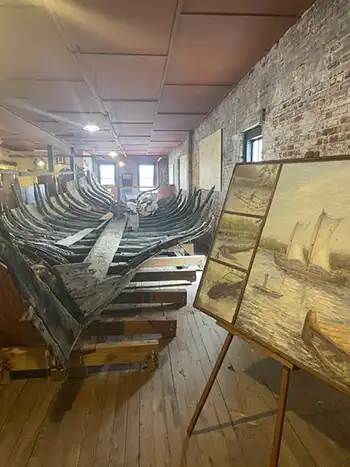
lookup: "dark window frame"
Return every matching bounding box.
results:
[243,125,262,162]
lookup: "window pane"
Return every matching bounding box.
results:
[252,138,262,162]
[139,164,154,187]
[99,164,115,185]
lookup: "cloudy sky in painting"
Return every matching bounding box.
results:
[262,160,350,252]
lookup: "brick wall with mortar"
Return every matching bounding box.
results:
[169,0,350,218]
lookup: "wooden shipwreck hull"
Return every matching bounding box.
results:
[0,173,213,364]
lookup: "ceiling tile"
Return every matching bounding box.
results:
[148,141,179,148]
[55,0,178,54]
[154,113,204,131]
[0,81,99,113]
[33,113,108,133]
[0,103,56,123]
[105,100,158,123]
[182,0,315,16]
[85,55,166,100]
[160,85,231,113]
[120,136,150,145]
[0,7,81,80]
[166,15,294,84]
[113,123,153,136]
[151,131,188,142]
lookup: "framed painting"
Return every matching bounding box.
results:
[195,157,350,396]
[199,129,222,191]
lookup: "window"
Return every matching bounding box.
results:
[244,125,262,162]
[138,164,155,191]
[99,164,115,185]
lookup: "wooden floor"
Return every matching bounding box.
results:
[0,278,349,467]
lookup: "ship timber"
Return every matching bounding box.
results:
[302,310,350,379]
[274,210,347,286]
[0,173,213,363]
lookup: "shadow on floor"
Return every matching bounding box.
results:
[245,357,350,453]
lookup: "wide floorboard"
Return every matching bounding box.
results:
[0,277,349,466]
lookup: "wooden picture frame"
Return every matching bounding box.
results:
[195,156,350,396]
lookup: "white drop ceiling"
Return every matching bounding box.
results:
[0,0,315,157]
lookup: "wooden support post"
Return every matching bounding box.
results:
[187,333,234,435]
[47,144,54,172]
[70,147,75,176]
[269,365,292,467]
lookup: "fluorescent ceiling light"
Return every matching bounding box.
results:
[83,121,100,133]
[109,151,118,158]
[118,161,125,167]
[37,159,45,167]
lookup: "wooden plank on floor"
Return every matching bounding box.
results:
[93,371,126,467]
[124,369,141,467]
[77,373,109,467]
[84,218,126,279]
[107,371,129,466]
[6,381,60,467]
[0,379,46,465]
[45,377,96,467]
[0,380,27,431]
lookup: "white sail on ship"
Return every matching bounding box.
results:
[307,210,343,272]
[275,210,344,281]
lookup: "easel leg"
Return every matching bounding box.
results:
[269,365,292,467]
[187,333,233,435]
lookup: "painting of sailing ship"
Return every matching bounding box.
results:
[211,213,262,270]
[225,164,280,216]
[234,160,350,394]
[195,260,245,323]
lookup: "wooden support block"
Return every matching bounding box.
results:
[142,255,205,269]
[114,288,187,305]
[132,267,196,283]
[0,346,49,372]
[86,318,177,339]
[77,340,159,368]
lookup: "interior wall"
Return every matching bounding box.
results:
[96,155,167,187]
[169,0,349,213]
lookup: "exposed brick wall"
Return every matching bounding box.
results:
[169,0,350,215]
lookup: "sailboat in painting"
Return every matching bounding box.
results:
[274,210,349,286]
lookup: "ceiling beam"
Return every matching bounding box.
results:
[79,51,167,57]
[0,105,71,153]
[148,0,184,155]
[181,12,296,18]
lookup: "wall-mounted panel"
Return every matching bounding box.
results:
[199,129,222,191]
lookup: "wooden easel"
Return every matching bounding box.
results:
[187,321,297,467]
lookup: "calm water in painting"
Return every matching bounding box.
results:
[236,249,350,391]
